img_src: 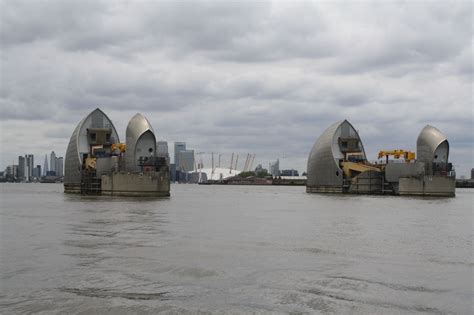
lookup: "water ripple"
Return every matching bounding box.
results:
[301,288,448,314]
[60,287,169,301]
[327,275,447,293]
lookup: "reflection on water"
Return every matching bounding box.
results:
[0,183,472,314]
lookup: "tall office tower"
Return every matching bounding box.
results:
[12,165,18,179]
[18,156,25,180]
[56,157,64,177]
[157,141,170,166]
[174,142,186,169]
[26,154,34,179]
[33,165,42,178]
[269,159,280,177]
[157,141,168,155]
[5,165,14,179]
[50,151,56,175]
[170,163,176,182]
[177,149,195,172]
[43,154,49,176]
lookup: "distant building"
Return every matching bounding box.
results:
[157,141,170,166]
[281,169,299,176]
[471,168,474,180]
[187,171,208,184]
[13,165,19,179]
[269,159,280,176]
[50,151,56,176]
[177,150,195,172]
[176,170,188,182]
[56,157,64,177]
[26,154,34,180]
[174,142,186,168]
[43,154,49,176]
[170,163,176,182]
[18,156,25,180]
[32,165,41,178]
[157,141,168,155]
[6,165,19,180]
[5,165,14,179]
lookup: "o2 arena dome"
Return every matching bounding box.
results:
[306,120,366,193]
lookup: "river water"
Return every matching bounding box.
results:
[0,183,472,314]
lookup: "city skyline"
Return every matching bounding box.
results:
[2,151,64,181]
[0,1,472,176]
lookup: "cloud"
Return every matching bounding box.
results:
[0,0,472,176]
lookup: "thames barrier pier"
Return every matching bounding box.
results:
[306,120,455,197]
[64,109,170,197]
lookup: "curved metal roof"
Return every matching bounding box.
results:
[416,125,449,166]
[125,113,156,171]
[64,108,119,185]
[307,120,365,188]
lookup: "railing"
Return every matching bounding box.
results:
[137,156,168,172]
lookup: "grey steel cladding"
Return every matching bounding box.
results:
[124,113,156,172]
[416,125,449,174]
[64,108,120,185]
[306,120,366,189]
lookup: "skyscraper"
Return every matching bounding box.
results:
[50,151,56,175]
[157,141,168,155]
[174,142,186,169]
[157,141,170,166]
[33,165,42,178]
[5,165,14,179]
[43,154,49,176]
[18,156,25,180]
[177,150,195,172]
[56,157,64,177]
[12,165,18,180]
[269,159,280,177]
[26,154,34,180]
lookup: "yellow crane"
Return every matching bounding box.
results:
[378,150,415,163]
[340,161,381,178]
[111,143,126,153]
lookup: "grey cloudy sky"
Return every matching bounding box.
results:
[1,0,472,176]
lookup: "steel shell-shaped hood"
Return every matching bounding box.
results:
[416,125,449,173]
[417,125,448,156]
[307,120,366,188]
[64,108,119,184]
[126,113,155,147]
[125,113,156,171]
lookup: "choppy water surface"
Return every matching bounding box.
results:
[0,183,472,314]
